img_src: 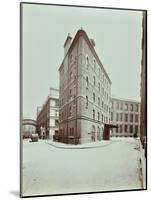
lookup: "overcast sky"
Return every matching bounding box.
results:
[22,4,143,119]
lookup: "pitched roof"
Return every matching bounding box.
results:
[59,29,111,84]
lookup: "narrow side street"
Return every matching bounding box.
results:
[22,138,142,196]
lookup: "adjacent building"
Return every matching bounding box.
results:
[110,97,140,137]
[58,29,111,144]
[22,119,37,138]
[37,88,59,139]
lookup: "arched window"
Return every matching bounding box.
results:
[93,93,95,103]
[86,76,89,89]
[98,112,100,121]
[98,82,100,91]
[86,96,88,108]
[93,109,95,120]
[98,97,100,106]
[102,114,103,122]
[93,76,96,86]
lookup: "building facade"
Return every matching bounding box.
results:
[58,29,111,144]
[110,97,140,137]
[37,88,59,139]
[22,119,37,138]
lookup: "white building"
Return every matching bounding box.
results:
[37,88,59,139]
[110,97,140,137]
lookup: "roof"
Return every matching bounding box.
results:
[111,96,140,104]
[59,29,111,84]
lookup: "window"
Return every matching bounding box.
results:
[130,125,133,133]
[55,110,58,117]
[86,96,88,108]
[120,103,123,110]
[135,125,138,133]
[98,97,100,106]
[125,114,128,122]
[130,114,133,122]
[93,109,95,120]
[116,126,118,133]
[69,89,72,99]
[93,76,96,86]
[120,125,122,133]
[102,114,103,122]
[98,112,100,121]
[124,104,128,111]
[70,71,72,80]
[69,106,72,116]
[55,120,59,127]
[116,113,119,121]
[124,125,128,132]
[135,104,138,112]
[111,112,113,121]
[130,104,133,111]
[116,102,119,110]
[120,113,123,121]
[86,76,89,89]
[69,127,74,136]
[86,56,89,68]
[98,82,100,91]
[93,93,95,103]
[135,114,138,122]
[102,101,104,109]
[111,101,114,109]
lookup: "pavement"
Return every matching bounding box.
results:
[45,138,122,149]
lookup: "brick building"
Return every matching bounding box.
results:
[58,29,111,144]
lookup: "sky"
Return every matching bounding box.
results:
[22,3,143,119]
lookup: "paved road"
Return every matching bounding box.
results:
[22,138,141,197]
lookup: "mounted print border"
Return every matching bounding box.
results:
[20,2,147,198]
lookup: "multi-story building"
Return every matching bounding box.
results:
[110,97,140,137]
[22,119,37,138]
[58,29,111,144]
[37,88,59,139]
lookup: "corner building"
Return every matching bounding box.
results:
[59,29,111,144]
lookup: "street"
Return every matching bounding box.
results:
[22,138,142,196]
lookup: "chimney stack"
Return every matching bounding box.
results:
[64,33,72,56]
